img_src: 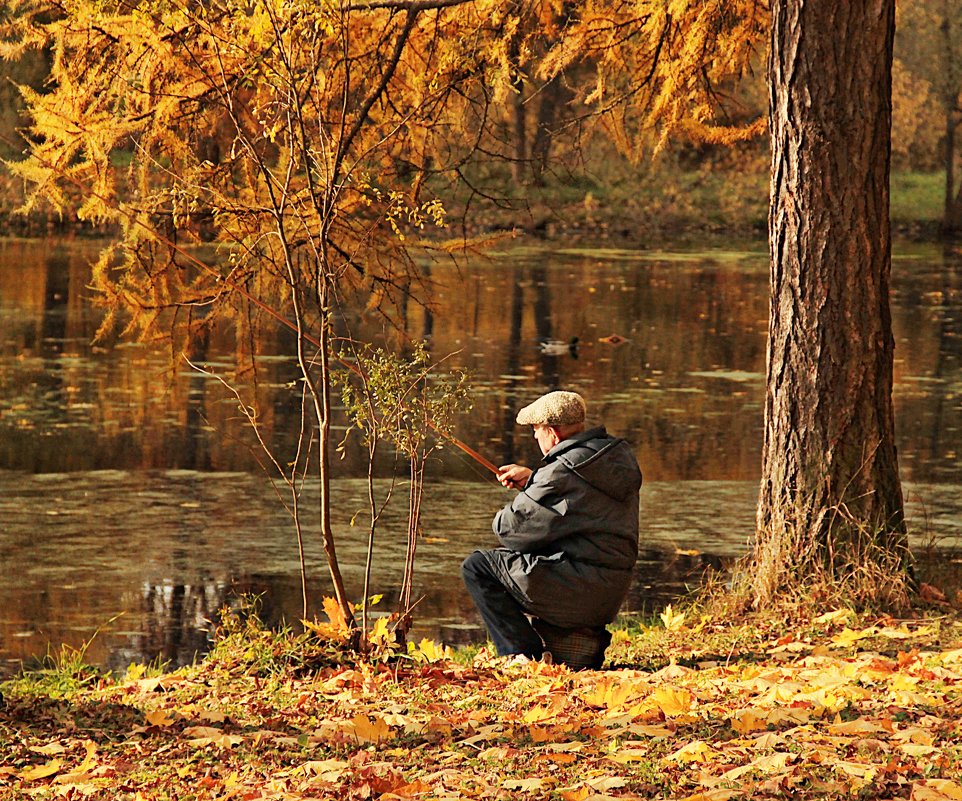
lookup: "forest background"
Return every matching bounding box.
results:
[0,0,958,244]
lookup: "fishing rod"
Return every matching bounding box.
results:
[9,141,503,477]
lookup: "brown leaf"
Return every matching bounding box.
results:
[919,583,948,605]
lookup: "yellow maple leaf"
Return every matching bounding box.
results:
[729,708,767,734]
[124,663,147,681]
[559,787,590,801]
[145,709,175,727]
[660,603,686,631]
[198,708,226,723]
[753,731,786,749]
[411,637,449,663]
[665,740,718,763]
[368,616,393,644]
[890,673,921,692]
[581,676,642,709]
[831,627,877,647]
[522,705,558,724]
[347,714,391,744]
[323,596,349,632]
[651,685,694,717]
[815,608,853,625]
[625,723,674,738]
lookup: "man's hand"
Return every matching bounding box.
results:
[497,464,532,489]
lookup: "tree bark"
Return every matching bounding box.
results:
[941,8,962,235]
[756,0,907,600]
[507,30,528,186]
[530,74,575,186]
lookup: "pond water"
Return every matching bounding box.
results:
[1,238,961,675]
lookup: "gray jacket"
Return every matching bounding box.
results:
[481,426,642,628]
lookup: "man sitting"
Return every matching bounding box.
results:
[461,390,643,669]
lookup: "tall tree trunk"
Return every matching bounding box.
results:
[946,112,958,232]
[941,7,962,235]
[755,0,907,602]
[530,75,575,187]
[507,30,527,186]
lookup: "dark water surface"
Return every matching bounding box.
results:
[2,239,961,675]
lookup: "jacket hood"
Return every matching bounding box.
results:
[547,426,642,502]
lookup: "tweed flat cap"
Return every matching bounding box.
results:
[516,391,587,426]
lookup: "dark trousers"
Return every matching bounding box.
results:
[460,551,544,658]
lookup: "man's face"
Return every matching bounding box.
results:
[533,425,555,455]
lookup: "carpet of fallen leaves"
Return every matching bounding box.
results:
[3,610,962,801]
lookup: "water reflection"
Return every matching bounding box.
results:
[2,240,962,674]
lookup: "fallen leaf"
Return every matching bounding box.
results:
[301,759,349,780]
[30,743,66,756]
[878,625,936,640]
[650,685,694,717]
[323,596,350,631]
[729,708,767,734]
[585,775,627,791]
[534,752,578,764]
[609,748,651,764]
[900,743,940,757]
[411,638,449,662]
[502,777,548,791]
[625,723,673,738]
[347,713,391,744]
[665,740,718,764]
[581,677,644,710]
[660,604,686,631]
[893,726,936,745]
[20,760,63,781]
[752,732,786,749]
[828,718,885,735]
[833,760,879,788]
[815,609,853,625]
[919,583,947,604]
[54,740,98,784]
[830,627,877,647]
[183,726,244,749]
[145,709,175,727]
[383,779,435,797]
[912,780,962,801]
[679,790,741,801]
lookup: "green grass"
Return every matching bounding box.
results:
[448,160,948,246]
[891,171,945,225]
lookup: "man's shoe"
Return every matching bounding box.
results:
[532,620,611,670]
